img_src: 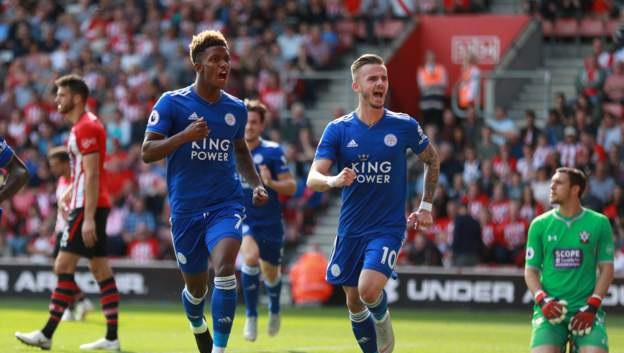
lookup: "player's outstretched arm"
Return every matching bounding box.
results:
[0,155,28,203]
[306,159,355,192]
[234,139,268,206]
[141,118,209,163]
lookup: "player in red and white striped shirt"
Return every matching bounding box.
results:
[16,75,120,351]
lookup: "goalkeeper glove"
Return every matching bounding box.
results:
[569,294,602,336]
[535,290,567,324]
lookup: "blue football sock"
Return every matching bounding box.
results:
[212,275,237,348]
[241,264,260,318]
[264,276,282,314]
[363,290,388,321]
[350,309,378,353]
[182,286,207,330]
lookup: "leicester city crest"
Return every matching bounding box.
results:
[579,230,590,244]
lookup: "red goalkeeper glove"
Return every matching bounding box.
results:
[569,294,602,336]
[535,290,567,324]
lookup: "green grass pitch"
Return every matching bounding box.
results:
[1,300,623,353]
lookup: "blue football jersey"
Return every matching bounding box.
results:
[0,137,15,168]
[314,109,429,238]
[145,85,247,217]
[242,139,290,226]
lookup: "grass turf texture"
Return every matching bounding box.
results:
[1,300,623,353]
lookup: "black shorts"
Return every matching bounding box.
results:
[59,207,110,258]
[53,231,62,258]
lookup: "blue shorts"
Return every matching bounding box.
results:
[326,233,404,286]
[171,205,245,274]
[242,222,285,266]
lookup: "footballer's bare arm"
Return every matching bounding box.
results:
[233,139,263,189]
[307,159,356,192]
[417,143,440,203]
[0,155,28,203]
[234,139,268,206]
[141,118,209,163]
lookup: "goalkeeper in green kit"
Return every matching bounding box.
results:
[524,167,615,353]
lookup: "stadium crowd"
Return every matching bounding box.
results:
[0,0,387,261]
[1,0,623,271]
[401,41,624,270]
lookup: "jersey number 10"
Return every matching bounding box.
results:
[381,246,398,269]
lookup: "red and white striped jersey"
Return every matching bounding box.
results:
[67,112,111,209]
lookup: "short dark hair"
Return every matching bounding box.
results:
[350,53,384,81]
[556,167,587,196]
[189,30,228,64]
[47,146,69,163]
[54,74,89,101]
[245,99,267,123]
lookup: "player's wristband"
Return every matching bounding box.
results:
[586,294,602,312]
[418,201,433,212]
[534,290,547,305]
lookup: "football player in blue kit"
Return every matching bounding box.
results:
[0,136,28,205]
[307,54,440,353]
[239,99,296,342]
[141,30,268,353]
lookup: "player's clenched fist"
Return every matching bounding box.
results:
[327,167,356,188]
[535,290,567,324]
[569,294,602,336]
[407,209,433,230]
[252,185,269,206]
[182,117,210,141]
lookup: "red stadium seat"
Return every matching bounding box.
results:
[554,18,580,38]
[542,20,555,37]
[606,19,621,37]
[375,20,405,39]
[335,20,357,34]
[579,18,605,38]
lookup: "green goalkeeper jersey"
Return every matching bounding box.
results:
[525,207,614,311]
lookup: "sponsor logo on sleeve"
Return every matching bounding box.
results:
[148,110,160,126]
[80,137,97,150]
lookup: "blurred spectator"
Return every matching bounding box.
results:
[462,147,481,185]
[554,92,573,120]
[462,106,483,146]
[531,166,552,208]
[476,127,498,161]
[597,112,622,151]
[546,109,565,146]
[589,161,616,204]
[405,233,443,266]
[576,55,606,107]
[519,184,545,222]
[457,54,480,109]
[127,223,159,262]
[289,245,333,306]
[501,201,528,267]
[603,62,624,102]
[487,106,517,146]
[417,50,448,128]
[520,110,541,148]
[451,203,483,267]
[557,126,583,167]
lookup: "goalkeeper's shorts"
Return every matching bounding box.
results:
[530,308,609,350]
